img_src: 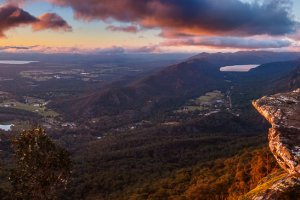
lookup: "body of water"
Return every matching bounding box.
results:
[220,64,260,72]
[0,60,39,65]
[0,124,14,131]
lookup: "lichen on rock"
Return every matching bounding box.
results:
[241,172,300,200]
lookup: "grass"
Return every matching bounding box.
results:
[0,101,59,118]
[196,90,223,104]
[186,106,206,111]
[176,90,224,113]
[240,171,287,200]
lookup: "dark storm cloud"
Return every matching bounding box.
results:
[0,3,71,37]
[162,37,292,49]
[49,0,298,36]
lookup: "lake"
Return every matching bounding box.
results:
[0,60,39,65]
[220,64,260,72]
[0,124,14,131]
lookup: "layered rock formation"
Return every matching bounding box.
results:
[244,89,300,199]
[253,89,300,175]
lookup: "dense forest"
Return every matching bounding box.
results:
[0,135,280,200]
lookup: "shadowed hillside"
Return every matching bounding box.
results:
[52,60,224,120]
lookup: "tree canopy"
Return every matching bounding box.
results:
[9,128,71,200]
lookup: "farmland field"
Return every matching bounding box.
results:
[176,90,225,113]
[0,101,59,118]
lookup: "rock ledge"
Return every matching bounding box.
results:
[253,89,300,175]
[244,89,300,199]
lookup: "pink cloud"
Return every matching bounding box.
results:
[0,3,71,38]
[0,3,37,37]
[33,13,72,32]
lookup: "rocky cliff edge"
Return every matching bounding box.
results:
[253,89,300,175]
[243,89,300,199]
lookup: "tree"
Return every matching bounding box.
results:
[9,128,71,200]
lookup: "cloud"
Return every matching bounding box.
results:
[0,3,38,37]
[92,46,160,54]
[161,36,292,49]
[0,45,160,54]
[49,0,298,37]
[106,25,139,33]
[0,3,71,37]
[0,45,37,50]
[288,24,300,40]
[293,34,300,40]
[92,47,125,54]
[127,45,160,53]
[33,13,72,32]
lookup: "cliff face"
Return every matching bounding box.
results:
[245,89,300,199]
[253,89,300,175]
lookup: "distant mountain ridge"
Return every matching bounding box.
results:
[190,51,300,65]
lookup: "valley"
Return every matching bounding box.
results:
[176,90,226,113]
[0,51,299,199]
[1,51,299,143]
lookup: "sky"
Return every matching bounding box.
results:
[0,0,300,54]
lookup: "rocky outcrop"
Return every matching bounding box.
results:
[241,172,300,200]
[244,89,300,200]
[252,89,300,175]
